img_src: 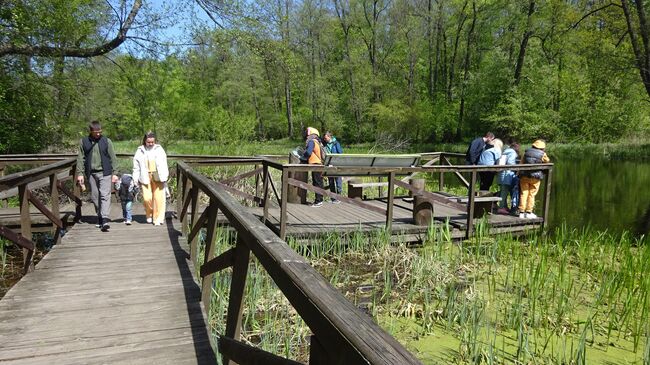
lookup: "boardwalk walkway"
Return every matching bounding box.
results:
[0,206,216,364]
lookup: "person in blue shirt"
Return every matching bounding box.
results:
[323,131,343,203]
[477,138,503,191]
[465,132,495,165]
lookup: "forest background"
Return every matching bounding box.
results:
[1,0,650,154]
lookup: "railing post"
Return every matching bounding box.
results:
[176,164,183,216]
[201,199,219,310]
[189,185,199,266]
[385,172,395,232]
[280,167,288,240]
[49,173,62,245]
[541,167,553,231]
[439,155,444,191]
[465,171,477,239]
[0,163,6,208]
[254,163,260,199]
[223,237,251,365]
[72,165,82,222]
[262,163,269,224]
[18,184,33,273]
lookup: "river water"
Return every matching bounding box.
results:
[547,153,650,236]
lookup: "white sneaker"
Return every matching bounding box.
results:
[146,217,153,223]
[526,212,538,219]
[519,213,527,219]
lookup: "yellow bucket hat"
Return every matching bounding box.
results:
[306,127,320,137]
[532,139,546,149]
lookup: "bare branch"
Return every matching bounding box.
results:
[0,0,142,58]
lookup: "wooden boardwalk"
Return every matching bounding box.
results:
[0,205,216,364]
[256,196,542,242]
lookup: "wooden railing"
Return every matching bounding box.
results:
[176,161,422,365]
[257,155,553,239]
[0,158,81,273]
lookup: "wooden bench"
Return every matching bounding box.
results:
[453,196,501,218]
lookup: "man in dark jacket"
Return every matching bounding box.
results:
[465,132,495,165]
[76,121,118,231]
[323,131,343,203]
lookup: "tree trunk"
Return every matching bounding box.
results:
[334,0,362,129]
[621,0,650,98]
[514,0,536,85]
[427,0,434,100]
[457,0,477,141]
[448,0,468,101]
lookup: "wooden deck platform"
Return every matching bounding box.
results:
[254,196,542,242]
[0,205,216,364]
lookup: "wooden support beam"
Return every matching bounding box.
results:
[223,239,251,365]
[219,167,263,186]
[200,247,236,277]
[213,181,262,204]
[262,164,270,223]
[280,169,289,240]
[392,179,466,211]
[26,189,63,229]
[442,155,470,188]
[179,183,194,223]
[542,168,553,231]
[201,199,219,310]
[385,172,395,232]
[0,224,35,251]
[187,207,210,247]
[466,172,477,239]
[217,336,303,365]
[18,184,33,273]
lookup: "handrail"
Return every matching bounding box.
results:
[259,159,553,239]
[0,158,76,191]
[0,157,81,273]
[177,161,422,365]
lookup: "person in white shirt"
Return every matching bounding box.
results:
[133,132,169,226]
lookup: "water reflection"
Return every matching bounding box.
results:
[548,154,650,236]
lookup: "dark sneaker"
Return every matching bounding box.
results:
[101,222,110,232]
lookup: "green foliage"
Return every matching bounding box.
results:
[2,0,650,152]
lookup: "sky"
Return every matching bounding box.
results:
[125,0,214,55]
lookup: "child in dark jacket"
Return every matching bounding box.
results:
[114,173,138,225]
[518,140,550,219]
[323,131,343,203]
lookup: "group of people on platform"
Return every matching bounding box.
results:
[301,127,343,207]
[465,132,551,219]
[76,121,168,232]
[76,120,549,229]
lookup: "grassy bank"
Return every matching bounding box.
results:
[199,225,649,364]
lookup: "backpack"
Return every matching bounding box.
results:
[316,138,327,165]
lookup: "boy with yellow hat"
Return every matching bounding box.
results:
[518,139,550,219]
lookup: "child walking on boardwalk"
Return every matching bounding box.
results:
[115,173,138,225]
[518,140,550,219]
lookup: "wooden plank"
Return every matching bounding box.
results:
[542,168,552,231]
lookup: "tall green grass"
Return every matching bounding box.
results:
[194,222,650,364]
